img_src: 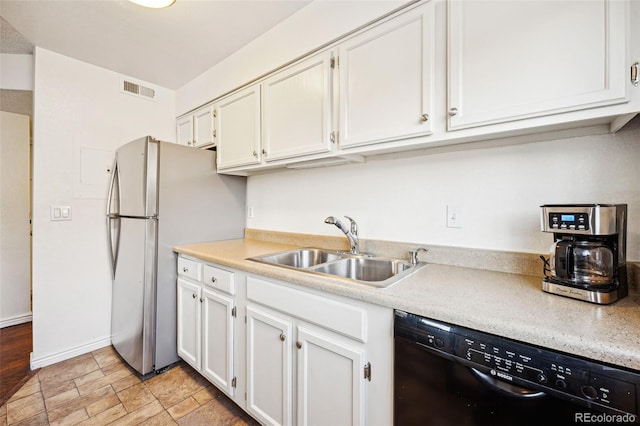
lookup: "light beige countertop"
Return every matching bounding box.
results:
[174,237,640,371]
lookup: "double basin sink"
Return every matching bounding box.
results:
[248,248,424,288]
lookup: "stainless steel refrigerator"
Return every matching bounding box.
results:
[106,136,246,376]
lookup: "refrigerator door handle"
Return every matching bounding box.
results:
[107,161,121,279]
[107,217,121,280]
[107,160,115,216]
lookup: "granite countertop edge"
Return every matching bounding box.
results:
[174,238,640,372]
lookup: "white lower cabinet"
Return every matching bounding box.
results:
[246,305,293,426]
[295,325,365,426]
[177,277,201,369]
[177,258,237,398]
[202,287,235,396]
[246,303,366,426]
[176,256,393,426]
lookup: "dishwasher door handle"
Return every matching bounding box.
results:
[469,368,546,399]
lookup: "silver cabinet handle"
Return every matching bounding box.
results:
[252,150,258,157]
[448,108,458,117]
[279,333,286,342]
[421,114,429,122]
[632,62,639,87]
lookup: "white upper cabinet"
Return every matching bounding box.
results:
[215,85,262,169]
[338,2,434,148]
[181,0,637,175]
[262,51,334,162]
[193,105,215,148]
[447,0,629,130]
[176,104,215,148]
[176,115,193,146]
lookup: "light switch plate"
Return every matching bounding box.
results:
[51,205,72,221]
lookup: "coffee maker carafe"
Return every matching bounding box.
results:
[541,204,627,304]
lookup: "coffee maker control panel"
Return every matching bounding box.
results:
[541,204,624,236]
[548,212,590,231]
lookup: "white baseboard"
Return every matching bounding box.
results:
[0,313,32,328]
[30,336,112,370]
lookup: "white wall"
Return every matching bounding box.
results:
[0,111,31,327]
[31,48,175,367]
[0,53,34,90]
[177,0,404,115]
[246,123,640,261]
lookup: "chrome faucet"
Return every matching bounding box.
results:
[409,247,428,265]
[324,215,360,254]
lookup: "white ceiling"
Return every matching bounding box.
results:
[0,0,312,90]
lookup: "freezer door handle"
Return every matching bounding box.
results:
[107,161,121,279]
[106,160,119,216]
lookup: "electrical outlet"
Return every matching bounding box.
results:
[447,205,463,228]
[247,206,254,219]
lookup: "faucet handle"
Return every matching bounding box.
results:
[409,247,428,265]
[344,216,358,235]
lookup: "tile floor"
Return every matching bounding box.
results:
[0,346,259,425]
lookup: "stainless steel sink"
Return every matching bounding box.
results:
[253,248,344,268]
[312,257,411,283]
[248,248,422,288]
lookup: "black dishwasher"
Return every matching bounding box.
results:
[394,310,640,425]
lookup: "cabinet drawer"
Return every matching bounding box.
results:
[247,276,366,342]
[177,257,202,282]
[203,264,235,295]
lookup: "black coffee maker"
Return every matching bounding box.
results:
[540,204,627,304]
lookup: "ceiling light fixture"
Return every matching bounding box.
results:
[129,0,175,9]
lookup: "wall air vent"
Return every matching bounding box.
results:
[120,78,156,101]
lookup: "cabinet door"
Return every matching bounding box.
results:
[202,288,234,397]
[262,51,334,161]
[447,0,628,130]
[246,305,293,426]
[338,2,433,148]
[215,85,262,169]
[296,325,366,426]
[176,115,193,146]
[193,105,215,148]
[177,278,201,370]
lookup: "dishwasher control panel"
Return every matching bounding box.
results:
[394,310,640,419]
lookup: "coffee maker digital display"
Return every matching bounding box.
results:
[540,204,627,305]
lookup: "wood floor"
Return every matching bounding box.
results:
[0,322,35,407]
